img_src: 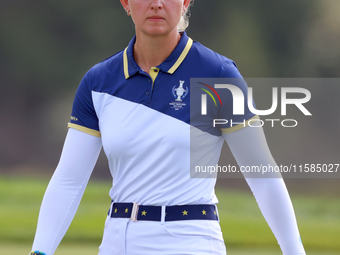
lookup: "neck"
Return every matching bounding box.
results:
[133,29,181,72]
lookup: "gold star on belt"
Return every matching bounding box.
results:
[182,210,188,216]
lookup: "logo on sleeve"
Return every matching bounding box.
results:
[170,80,189,110]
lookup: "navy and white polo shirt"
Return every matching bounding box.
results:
[68,32,256,206]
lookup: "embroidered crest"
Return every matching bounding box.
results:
[170,80,189,110]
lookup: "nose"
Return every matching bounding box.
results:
[150,0,163,10]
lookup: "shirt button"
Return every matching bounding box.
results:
[145,91,150,96]
[154,69,159,72]
[148,79,151,83]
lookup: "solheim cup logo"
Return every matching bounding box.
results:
[173,80,189,101]
[170,80,189,110]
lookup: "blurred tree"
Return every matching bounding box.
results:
[0,0,134,167]
[189,0,317,77]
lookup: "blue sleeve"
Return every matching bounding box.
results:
[217,60,257,131]
[69,72,100,133]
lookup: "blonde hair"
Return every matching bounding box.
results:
[178,0,194,32]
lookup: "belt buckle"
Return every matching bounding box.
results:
[130,202,140,222]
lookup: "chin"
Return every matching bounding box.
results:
[138,24,176,36]
[147,28,178,37]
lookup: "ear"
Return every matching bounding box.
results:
[183,0,191,11]
[120,0,130,10]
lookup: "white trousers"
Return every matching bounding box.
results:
[98,217,227,255]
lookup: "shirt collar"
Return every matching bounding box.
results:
[123,31,193,79]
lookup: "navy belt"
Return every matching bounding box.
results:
[108,202,218,222]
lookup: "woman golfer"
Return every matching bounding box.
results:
[30,0,306,254]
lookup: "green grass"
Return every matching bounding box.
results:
[1,244,340,255]
[0,176,110,245]
[0,176,340,254]
[216,190,340,252]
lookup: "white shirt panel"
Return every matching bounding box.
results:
[92,91,219,205]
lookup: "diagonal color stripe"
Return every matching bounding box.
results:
[198,87,217,106]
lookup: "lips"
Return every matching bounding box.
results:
[147,15,164,21]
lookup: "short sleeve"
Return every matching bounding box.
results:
[68,73,101,137]
[217,60,258,133]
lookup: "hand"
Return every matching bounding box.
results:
[29,251,47,255]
